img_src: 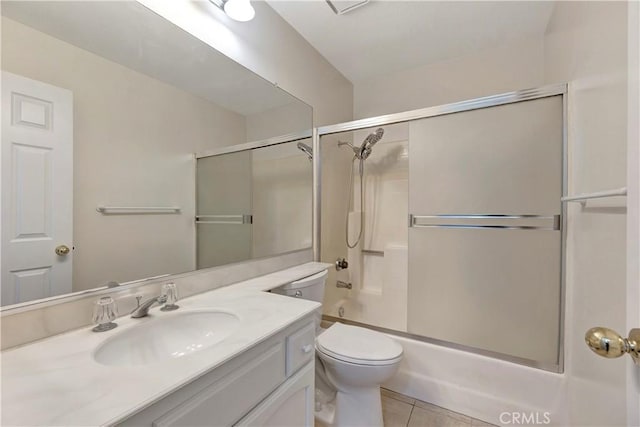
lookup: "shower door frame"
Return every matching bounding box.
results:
[312,83,568,372]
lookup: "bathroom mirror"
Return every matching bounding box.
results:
[0,1,313,308]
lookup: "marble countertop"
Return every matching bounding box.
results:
[1,262,330,426]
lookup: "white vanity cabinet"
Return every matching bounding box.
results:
[117,316,316,427]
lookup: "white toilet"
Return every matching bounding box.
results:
[272,270,403,427]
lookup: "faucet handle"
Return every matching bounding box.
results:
[92,296,118,332]
[160,282,179,311]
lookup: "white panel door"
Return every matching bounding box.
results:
[1,72,73,306]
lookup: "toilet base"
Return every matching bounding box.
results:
[315,386,383,427]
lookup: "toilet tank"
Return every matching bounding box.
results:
[271,270,328,303]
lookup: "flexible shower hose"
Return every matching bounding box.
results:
[346,156,366,249]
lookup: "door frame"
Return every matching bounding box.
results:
[626,1,640,424]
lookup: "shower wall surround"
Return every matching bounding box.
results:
[341,124,409,331]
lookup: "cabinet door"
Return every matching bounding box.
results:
[236,362,314,427]
[133,343,285,427]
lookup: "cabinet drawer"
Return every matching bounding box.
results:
[152,343,285,427]
[286,323,315,376]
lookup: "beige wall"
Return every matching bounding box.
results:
[545,1,629,425]
[137,0,354,128]
[2,17,246,291]
[353,36,545,119]
[627,4,640,423]
[246,103,312,142]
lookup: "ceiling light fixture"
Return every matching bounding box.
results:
[209,0,255,22]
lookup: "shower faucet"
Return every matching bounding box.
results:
[336,281,352,290]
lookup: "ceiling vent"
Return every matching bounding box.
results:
[325,0,370,15]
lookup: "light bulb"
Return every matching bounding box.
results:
[224,0,255,22]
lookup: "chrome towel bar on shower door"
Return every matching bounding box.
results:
[195,214,253,224]
[409,214,561,230]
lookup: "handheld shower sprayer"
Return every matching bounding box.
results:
[337,128,385,160]
[297,142,313,161]
[358,128,384,160]
[338,127,385,249]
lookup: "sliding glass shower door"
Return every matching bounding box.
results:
[407,96,564,367]
[196,151,253,269]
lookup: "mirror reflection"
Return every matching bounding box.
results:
[196,140,313,269]
[0,1,312,307]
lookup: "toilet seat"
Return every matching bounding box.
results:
[316,323,403,366]
[316,347,403,367]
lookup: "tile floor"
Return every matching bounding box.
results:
[381,388,497,427]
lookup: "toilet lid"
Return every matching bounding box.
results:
[316,323,403,365]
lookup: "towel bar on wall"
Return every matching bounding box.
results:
[561,187,627,206]
[96,206,181,214]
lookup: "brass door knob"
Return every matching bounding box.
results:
[585,327,639,365]
[55,245,71,256]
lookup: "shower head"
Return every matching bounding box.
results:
[358,128,384,160]
[297,142,313,160]
[364,128,384,147]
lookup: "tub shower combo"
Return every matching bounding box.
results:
[317,85,567,372]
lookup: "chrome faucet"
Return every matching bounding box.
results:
[131,295,168,318]
[336,280,352,290]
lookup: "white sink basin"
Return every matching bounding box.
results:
[93,310,240,366]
